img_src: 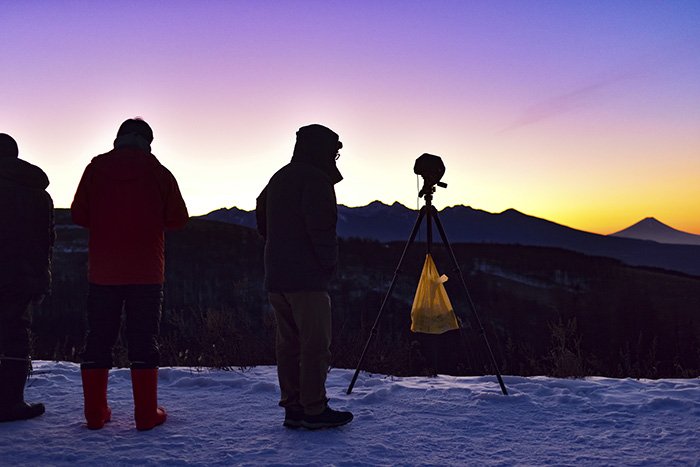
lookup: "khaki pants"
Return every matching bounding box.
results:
[268,291,332,416]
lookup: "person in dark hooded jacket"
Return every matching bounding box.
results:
[0,133,54,422]
[71,118,188,431]
[256,124,353,430]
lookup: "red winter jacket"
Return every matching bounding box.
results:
[71,147,188,285]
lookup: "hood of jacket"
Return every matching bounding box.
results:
[89,147,162,182]
[290,124,344,184]
[0,157,50,189]
[292,123,343,184]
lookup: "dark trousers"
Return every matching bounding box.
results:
[0,288,35,360]
[81,283,163,370]
[269,291,332,416]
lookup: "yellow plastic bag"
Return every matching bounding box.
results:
[410,254,459,334]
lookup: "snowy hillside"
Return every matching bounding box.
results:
[2,362,699,466]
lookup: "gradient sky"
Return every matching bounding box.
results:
[2,1,699,235]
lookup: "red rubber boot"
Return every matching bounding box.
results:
[131,368,167,431]
[81,368,111,429]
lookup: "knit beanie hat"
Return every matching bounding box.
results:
[116,118,154,143]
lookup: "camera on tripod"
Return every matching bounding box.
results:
[347,151,509,396]
[414,153,447,198]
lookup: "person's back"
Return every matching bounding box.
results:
[71,118,188,431]
[72,130,188,285]
[0,133,53,422]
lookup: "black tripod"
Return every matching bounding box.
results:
[346,184,508,396]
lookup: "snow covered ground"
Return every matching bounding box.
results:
[2,361,699,466]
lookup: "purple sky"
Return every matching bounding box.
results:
[2,1,699,233]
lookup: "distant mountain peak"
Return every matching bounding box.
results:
[616,217,675,234]
[341,200,410,209]
[500,207,525,216]
[636,217,664,226]
[611,218,700,246]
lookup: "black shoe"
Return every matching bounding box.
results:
[0,357,44,422]
[0,402,45,422]
[283,408,304,429]
[302,406,353,430]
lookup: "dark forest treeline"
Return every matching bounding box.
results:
[34,209,700,378]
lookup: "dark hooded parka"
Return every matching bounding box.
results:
[0,134,54,299]
[256,124,343,293]
[0,133,53,422]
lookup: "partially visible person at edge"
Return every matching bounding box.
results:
[256,124,353,430]
[0,133,54,422]
[71,118,188,431]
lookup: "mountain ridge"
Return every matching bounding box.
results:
[200,201,700,276]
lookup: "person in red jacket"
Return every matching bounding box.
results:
[71,118,188,430]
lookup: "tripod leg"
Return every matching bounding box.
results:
[346,207,427,394]
[431,207,509,396]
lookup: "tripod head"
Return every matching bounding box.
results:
[414,153,447,198]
